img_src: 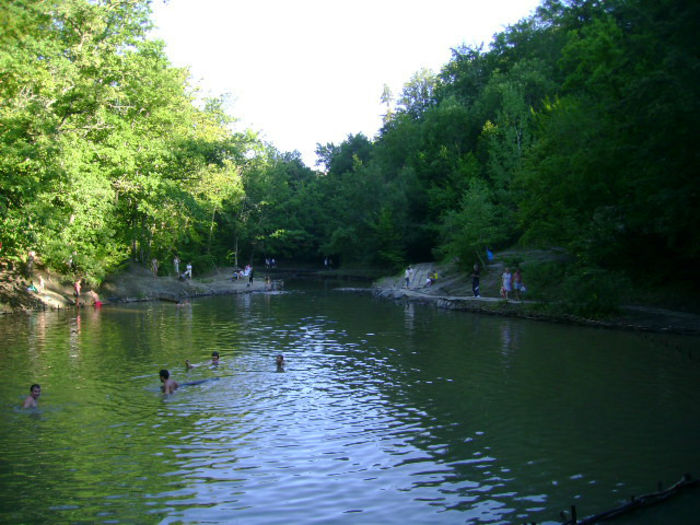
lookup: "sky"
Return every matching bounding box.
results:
[150,0,542,167]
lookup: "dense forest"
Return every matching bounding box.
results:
[2,0,698,307]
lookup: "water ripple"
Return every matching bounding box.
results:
[1,290,699,524]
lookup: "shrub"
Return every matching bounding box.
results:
[525,261,624,318]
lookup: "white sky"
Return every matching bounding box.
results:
[150,0,542,167]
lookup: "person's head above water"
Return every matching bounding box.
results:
[276,354,284,365]
[23,383,41,408]
[211,351,220,363]
[159,368,179,394]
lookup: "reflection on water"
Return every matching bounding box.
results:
[1,284,699,524]
[404,302,415,334]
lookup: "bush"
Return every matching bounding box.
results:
[525,262,625,318]
[186,254,218,276]
[560,266,624,317]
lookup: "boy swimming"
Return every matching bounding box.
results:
[159,369,179,394]
[22,384,41,408]
[185,351,220,369]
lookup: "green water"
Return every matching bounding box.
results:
[1,282,699,524]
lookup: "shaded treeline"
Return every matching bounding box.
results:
[2,0,698,306]
[313,0,699,284]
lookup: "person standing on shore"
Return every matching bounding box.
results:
[26,250,36,277]
[73,278,82,306]
[185,262,192,279]
[68,251,77,272]
[173,255,180,277]
[512,268,523,300]
[151,258,159,278]
[471,264,481,297]
[501,267,512,301]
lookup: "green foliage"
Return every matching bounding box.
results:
[0,0,262,282]
[322,225,361,263]
[526,261,626,318]
[366,207,405,270]
[2,0,697,303]
[396,68,438,119]
[315,133,372,175]
[435,178,508,269]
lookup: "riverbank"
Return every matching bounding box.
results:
[3,260,700,336]
[372,262,700,336]
[0,263,275,314]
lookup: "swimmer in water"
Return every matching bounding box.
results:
[159,369,179,394]
[185,351,220,369]
[276,354,285,371]
[23,384,41,408]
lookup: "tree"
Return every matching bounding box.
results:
[396,68,438,119]
[315,133,372,176]
[436,178,508,269]
[380,83,394,125]
[0,0,259,281]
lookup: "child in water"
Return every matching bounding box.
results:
[159,369,179,394]
[23,384,41,408]
[185,351,220,369]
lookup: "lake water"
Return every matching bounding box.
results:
[1,281,699,524]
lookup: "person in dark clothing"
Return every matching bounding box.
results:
[471,264,481,298]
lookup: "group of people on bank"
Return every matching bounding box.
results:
[404,261,526,301]
[149,256,193,280]
[232,264,254,284]
[403,266,439,289]
[499,267,526,301]
[474,264,526,300]
[172,256,192,280]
